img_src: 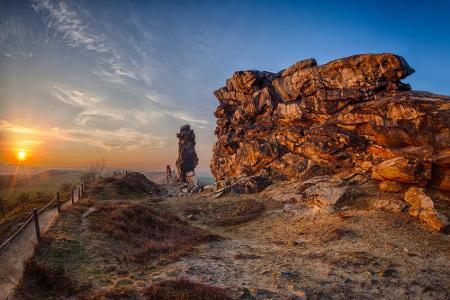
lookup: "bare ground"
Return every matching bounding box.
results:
[8,179,450,299]
[158,192,450,299]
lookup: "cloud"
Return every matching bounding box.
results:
[50,85,126,126]
[31,0,148,84]
[0,17,36,59]
[0,120,166,151]
[173,113,210,125]
[51,84,211,131]
[31,0,109,53]
[56,127,166,151]
[30,1,212,127]
[143,91,211,126]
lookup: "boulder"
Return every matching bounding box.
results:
[300,180,349,213]
[263,175,350,212]
[378,180,403,193]
[404,187,449,231]
[370,198,406,212]
[418,210,449,232]
[372,157,430,186]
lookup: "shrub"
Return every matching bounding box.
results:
[80,159,106,184]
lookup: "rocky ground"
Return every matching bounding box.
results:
[10,172,450,299]
[168,182,450,299]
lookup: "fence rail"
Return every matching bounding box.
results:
[0,180,87,252]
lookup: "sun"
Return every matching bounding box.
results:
[17,149,27,161]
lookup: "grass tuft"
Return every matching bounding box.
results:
[211,200,265,227]
[90,203,220,263]
[14,256,79,299]
[143,278,232,300]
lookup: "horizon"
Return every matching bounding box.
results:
[1,0,450,171]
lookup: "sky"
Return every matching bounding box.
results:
[1,0,450,172]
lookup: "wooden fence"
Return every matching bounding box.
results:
[0,180,87,250]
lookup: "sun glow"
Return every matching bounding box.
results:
[17,149,27,161]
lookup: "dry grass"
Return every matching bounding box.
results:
[87,173,164,200]
[89,202,220,263]
[143,278,232,300]
[13,206,91,299]
[0,193,56,245]
[14,253,80,299]
[86,286,139,300]
[210,200,265,227]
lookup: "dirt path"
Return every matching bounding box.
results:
[0,194,78,299]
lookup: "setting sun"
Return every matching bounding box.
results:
[17,149,27,161]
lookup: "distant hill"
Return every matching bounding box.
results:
[0,169,82,197]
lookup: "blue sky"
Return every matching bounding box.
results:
[1,0,449,170]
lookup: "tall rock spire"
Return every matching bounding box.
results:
[175,124,198,182]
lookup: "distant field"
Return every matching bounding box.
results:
[0,169,83,244]
[0,170,82,200]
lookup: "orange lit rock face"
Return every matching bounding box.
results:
[210,53,450,191]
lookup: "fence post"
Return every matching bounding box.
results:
[56,192,61,214]
[33,209,41,242]
[71,189,75,205]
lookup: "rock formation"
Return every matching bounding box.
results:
[176,124,199,183]
[210,53,450,231]
[211,53,450,192]
[166,165,173,183]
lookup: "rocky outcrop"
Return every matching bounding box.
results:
[210,54,450,194]
[176,124,198,183]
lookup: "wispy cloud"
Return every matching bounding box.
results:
[30,1,212,128]
[0,120,166,151]
[143,91,211,126]
[31,0,109,53]
[173,113,210,125]
[51,84,211,129]
[0,17,35,59]
[50,85,125,126]
[31,0,148,84]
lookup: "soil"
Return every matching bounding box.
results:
[4,177,450,299]
[155,192,450,299]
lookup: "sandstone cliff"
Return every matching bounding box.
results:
[211,54,450,193]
